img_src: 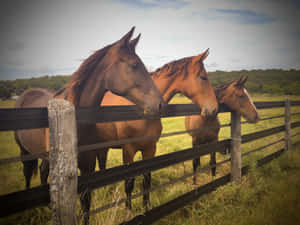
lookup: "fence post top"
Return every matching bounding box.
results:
[48,99,74,111]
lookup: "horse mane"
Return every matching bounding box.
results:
[54,44,113,104]
[151,56,194,79]
[214,79,239,100]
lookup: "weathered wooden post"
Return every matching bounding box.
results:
[285,98,291,151]
[48,99,78,225]
[230,111,242,184]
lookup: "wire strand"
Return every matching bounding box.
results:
[242,138,284,157]
[88,157,231,216]
[88,137,289,215]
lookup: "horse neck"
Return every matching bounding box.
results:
[78,74,107,107]
[152,74,178,103]
[57,72,107,107]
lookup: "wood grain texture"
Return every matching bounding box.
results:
[230,111,242,184]
[48,99,78,225]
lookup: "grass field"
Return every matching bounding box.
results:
[0,95,300,225]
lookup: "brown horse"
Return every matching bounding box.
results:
[93,46,218,210]
[185,76,260,184]
[14,27,165,225]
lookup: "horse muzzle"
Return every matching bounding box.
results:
[144,101,166,117]
[201,107,218,119]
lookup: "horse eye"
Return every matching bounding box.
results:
[199,75,207,81]
[131,62,138,69]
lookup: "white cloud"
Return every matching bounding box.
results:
[0,0,299,80]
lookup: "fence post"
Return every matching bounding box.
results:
[48,99,78,225]
[285,98,291,151]
[230,111,242,184]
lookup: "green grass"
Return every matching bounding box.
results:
[156,144,300,225]
[0,95,300,225]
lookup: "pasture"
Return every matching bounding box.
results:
[0,94,300,225]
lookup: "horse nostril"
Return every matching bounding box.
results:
[213,109,217,117]
[205,109,209,117]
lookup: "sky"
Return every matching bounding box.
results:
[0,0,300,80]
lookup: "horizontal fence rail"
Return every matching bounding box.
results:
[242,114,285,124]
[90,157,233,215]
[120,148,286,225]
[0,113,298,166]
[78,140,230,193]
[0,99,300,223]
[77,123,231,153]
[0,107,49,131]
[0,184,50,217]
[79,122,300,193]
[0,104,221,131]
[1,109,294,166]
[0,140,228,217]
[1,101,300,131]
[242,138,285,157]
[0,124,232,166]
[2,119,299,218]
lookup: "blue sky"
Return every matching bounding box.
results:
[115,0,189,9]
[214,9,275,24]
[0,0,299,80]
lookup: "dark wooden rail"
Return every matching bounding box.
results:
[120,148,286,225]
[0,100,300,224]
[2,121,300,218]
[1,101,300,131]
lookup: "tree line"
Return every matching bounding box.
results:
[0,69,299,100]
[209,69,300,95]
[0,75,71,99]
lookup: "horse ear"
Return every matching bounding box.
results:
[201,48,210,61]
[240,75,248,85]
[235,75,248,87]
[129,33,141,50]
[118,26,135,47]
[235,77,242,86]
[194,48,209,62]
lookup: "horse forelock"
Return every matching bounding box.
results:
[214,80,238,101]
[152,57,192,79]
[214,81,231,96]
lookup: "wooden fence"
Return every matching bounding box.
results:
[0,99,300,225]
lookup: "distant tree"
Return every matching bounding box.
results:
[0,85,12,99]
[1,70,299,97]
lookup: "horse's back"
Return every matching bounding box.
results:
[15,88,54,156]
[15,88,54,108]
[101,91,133,106]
